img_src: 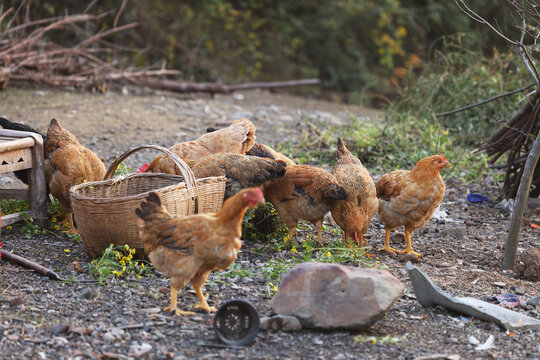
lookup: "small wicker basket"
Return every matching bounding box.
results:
[70,145,226,258]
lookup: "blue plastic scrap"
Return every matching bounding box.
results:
[467,193,492,203]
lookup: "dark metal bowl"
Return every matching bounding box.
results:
[213,299,260,346]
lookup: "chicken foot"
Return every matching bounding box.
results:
[397,231,423,257]
[378,229,398,255]
[192,272,216,313]
[61,212,78,234]
[164,285,195,316]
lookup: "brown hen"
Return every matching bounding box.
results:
[331,138,378,247]
[190,153,287,199]
[263,165,346,247]
[246,142,296,167]
[44,119,106,233]
[135,188,264,315]
[146,119,255,174]
[376,154,451,257]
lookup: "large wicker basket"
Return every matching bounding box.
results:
[70,145,226,258]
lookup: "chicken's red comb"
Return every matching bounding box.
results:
[438,154,448,162]
[137,163,150,173]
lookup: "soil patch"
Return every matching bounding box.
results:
[0,87,539,359]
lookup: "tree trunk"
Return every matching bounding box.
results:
[502,124,540,269]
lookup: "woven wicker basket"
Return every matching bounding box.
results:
[70,144,226,258]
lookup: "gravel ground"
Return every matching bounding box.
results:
[0,87,539,360]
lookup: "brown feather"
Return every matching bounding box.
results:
[146,119,256,174]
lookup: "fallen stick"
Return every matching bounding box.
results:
[133,78,320,94]
[0,249,62,280]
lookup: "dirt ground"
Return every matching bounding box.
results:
[0,86,539,360]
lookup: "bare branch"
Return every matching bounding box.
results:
[114,0,128,28]
[436,83,536,117]
[455,0,519,44]
[519,19,540,87]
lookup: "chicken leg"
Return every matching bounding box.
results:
[357,231,376,258]
[314,219,324,247]
[62,212,78,234]
[398,230,423,257]
[378,229,398,255]
[191,271,216,313]
[284,226,297,246]
[164,285,195,316]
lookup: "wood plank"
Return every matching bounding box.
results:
[0,212,26,227]
[0,188,29,200]
[0,147,33,172]
[0,129,42,140]
[0,137,35,152]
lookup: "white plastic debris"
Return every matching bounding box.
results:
[475,335,495,351]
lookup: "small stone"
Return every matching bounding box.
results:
[47,337,69,347]
[493,282,506,288]
[398,253,421,264]
[440,227,466,239]
[109,328,125,337]
[390,232,406,244]
[515,287,525,295]
[332,354,346,360]
[79,288,98,300]
[445,337,458,344]
[526,296,540,307]
[468,335,480,345]
[191,316,204,322]
[260,315,302,332]
[102,332,115,342]
[515,248,540,281]
[128,343,152,359]
[51,323,69,335]
[143,307,161,314]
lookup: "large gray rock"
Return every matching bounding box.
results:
[270,262,403,330]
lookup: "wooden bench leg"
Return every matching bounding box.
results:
[28,167,48,227]
[29,138,48,228]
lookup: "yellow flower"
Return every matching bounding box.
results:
[326,251,331,257]
[54,225,60,231]
[141,263,145,269]
[7,226,12,230]
[64,249,71,253]
[52,217,57,223]
[119,259,125,266]
[291,246,298,254]
[268,282,278,292]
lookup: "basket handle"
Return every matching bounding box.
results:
[104,144,197,189]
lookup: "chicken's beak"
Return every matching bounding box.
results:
[444,161,452,168]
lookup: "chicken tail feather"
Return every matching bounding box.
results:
[136,191,166,220]
[336,137,348,157]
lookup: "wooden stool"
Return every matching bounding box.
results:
[0,129,47,228]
